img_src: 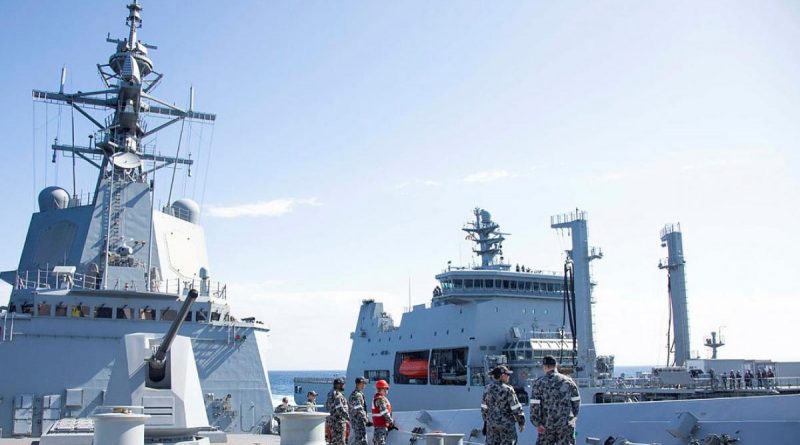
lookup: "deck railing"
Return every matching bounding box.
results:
[13,269,226,299]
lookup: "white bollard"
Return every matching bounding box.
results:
[91,407,149,445]
[425,432,464,445]
[277,412,329,445]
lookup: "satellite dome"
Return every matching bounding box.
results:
[171,198,200,224]
[38,187,70,212]
[479,209,492,222]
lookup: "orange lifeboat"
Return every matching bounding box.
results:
[398,358,429,379]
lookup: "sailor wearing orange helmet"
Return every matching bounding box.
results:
[371,380,396,445]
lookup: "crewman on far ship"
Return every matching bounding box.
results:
[372,380,395,445]
[325,378,350,445]
[305,390,318,411]
[349,376,370,445]
[531,355,581,445]
[481,365,525,445]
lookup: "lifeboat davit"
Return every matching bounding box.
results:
[398,358,428,379]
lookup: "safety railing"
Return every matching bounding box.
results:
[13,269,227,299]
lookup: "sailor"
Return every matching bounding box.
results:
[326,378,350,445]
[481,365,525,445]
[306,390,318,412]
[349,377,371,445]
[530,355,580,445]
[273,396,294,433]
[372,380,395,445]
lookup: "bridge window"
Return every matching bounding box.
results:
[184,310,193,322]
[196,310,207,322]
[71,304,89,318]
[161,308,178,321]
[429,347,468,386]
[117,306,133,319]
[394,350,429,385]
[485,280,494,288]
[510,281,517,290]
[533,282,540,291]
[94,306,113,319]
[465,279,473,289]
[524,281,532,291]
[139,307,156,320]
[502,280,509,289]
[37,302,51,316]
[364,370,390,382]
[453,280,463,289]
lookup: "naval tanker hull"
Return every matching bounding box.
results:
[0,315,272,437]
[384,394,800,445]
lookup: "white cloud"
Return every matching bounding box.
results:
[207,197,320,218]
[463,170,512,183]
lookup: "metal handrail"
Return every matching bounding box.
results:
[13,268,227,299]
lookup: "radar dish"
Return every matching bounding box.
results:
[111,152,141,169]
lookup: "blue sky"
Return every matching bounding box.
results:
[1,1,799,369]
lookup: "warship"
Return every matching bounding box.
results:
[295,208,800,444]
[0,2,274,439]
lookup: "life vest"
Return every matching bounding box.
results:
[372,393,392,427]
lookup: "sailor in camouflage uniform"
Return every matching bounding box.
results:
[530,356,581,445]
[349,377,370,445]
[326,378,350,445]
[372,380,395,445]
[481,365,525,445]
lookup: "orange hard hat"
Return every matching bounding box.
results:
[375,379,390,389]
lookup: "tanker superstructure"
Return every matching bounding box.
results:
[295,208,800,444]
[0,2,273,438]
[337,209,603,411]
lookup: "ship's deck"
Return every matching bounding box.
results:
[0,434,281,445]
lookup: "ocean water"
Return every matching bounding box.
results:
[268,366,653,403]
[269,370,343,402]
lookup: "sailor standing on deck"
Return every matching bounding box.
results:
[306,390,318,412]
[530,355,581,445]
[326,378,350,445]
[349,377,370,445]
[372,380,395,445]
[481,365,525,445]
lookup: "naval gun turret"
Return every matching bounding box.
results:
[104,289,214,443]
[147,288,198,385]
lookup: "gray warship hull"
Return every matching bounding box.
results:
[0,313,272,437]
[387,394,800,445]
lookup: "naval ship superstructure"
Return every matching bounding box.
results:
[295,208,800,444]
[0,2,273,438]
[340,208,607,411]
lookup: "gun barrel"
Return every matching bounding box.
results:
[152,288,198,365]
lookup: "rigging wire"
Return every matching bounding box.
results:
[44,103,49,187]
[192,121,205,199]
[71,103,77,197]
[199,123,216,211]
[32,102,37,211]
[166,117,186,206]
[666,272,674,367]
[55,101,64,186]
